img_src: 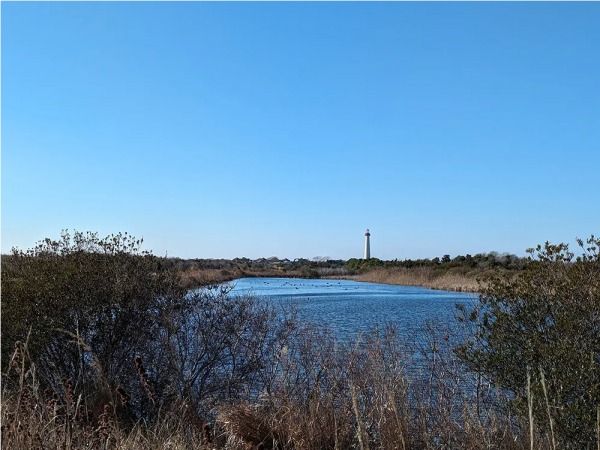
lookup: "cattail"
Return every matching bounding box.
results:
[134,356,155,403]
[202,422,213,444]
[63,378,74,407]
[20,387,32,405]
[44,388,59,419]
[97,403,112,440]
[116,385,130,406]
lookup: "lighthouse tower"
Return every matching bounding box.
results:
[364,229,371,260]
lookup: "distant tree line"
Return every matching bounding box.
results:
[345,252,528,273]
[163,251,529,279]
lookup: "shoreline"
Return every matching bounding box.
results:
[327,276,480,294]
[182,268,482,294]
[330,271,482,293]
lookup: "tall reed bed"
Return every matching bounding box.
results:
[347,266,484,292]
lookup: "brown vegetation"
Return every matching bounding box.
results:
[179,265,486,292]
[174,252,527,293]
[341,266,487,292]
[2,326,540,450]
[178,267,309,289]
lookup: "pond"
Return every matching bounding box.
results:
[227,277,477,340]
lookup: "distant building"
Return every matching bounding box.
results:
[364,229,371,259]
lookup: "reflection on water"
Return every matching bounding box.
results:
[227,277,477,339]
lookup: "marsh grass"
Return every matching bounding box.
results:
[2,326,557,450]
[345,266,487,292]
[179,265,486,293]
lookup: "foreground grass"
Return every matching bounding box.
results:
[3,334,539,450]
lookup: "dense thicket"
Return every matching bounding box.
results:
[1,231,291,424]
[2,232,180,383]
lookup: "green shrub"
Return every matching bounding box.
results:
[457,236,600,448]
[2,231,183,371]
[1,231,294,424]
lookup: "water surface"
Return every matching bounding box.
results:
[228,277,477,339]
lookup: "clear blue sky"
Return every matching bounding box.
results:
[2,2,599,260]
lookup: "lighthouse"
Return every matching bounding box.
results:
[364,229,371,260]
